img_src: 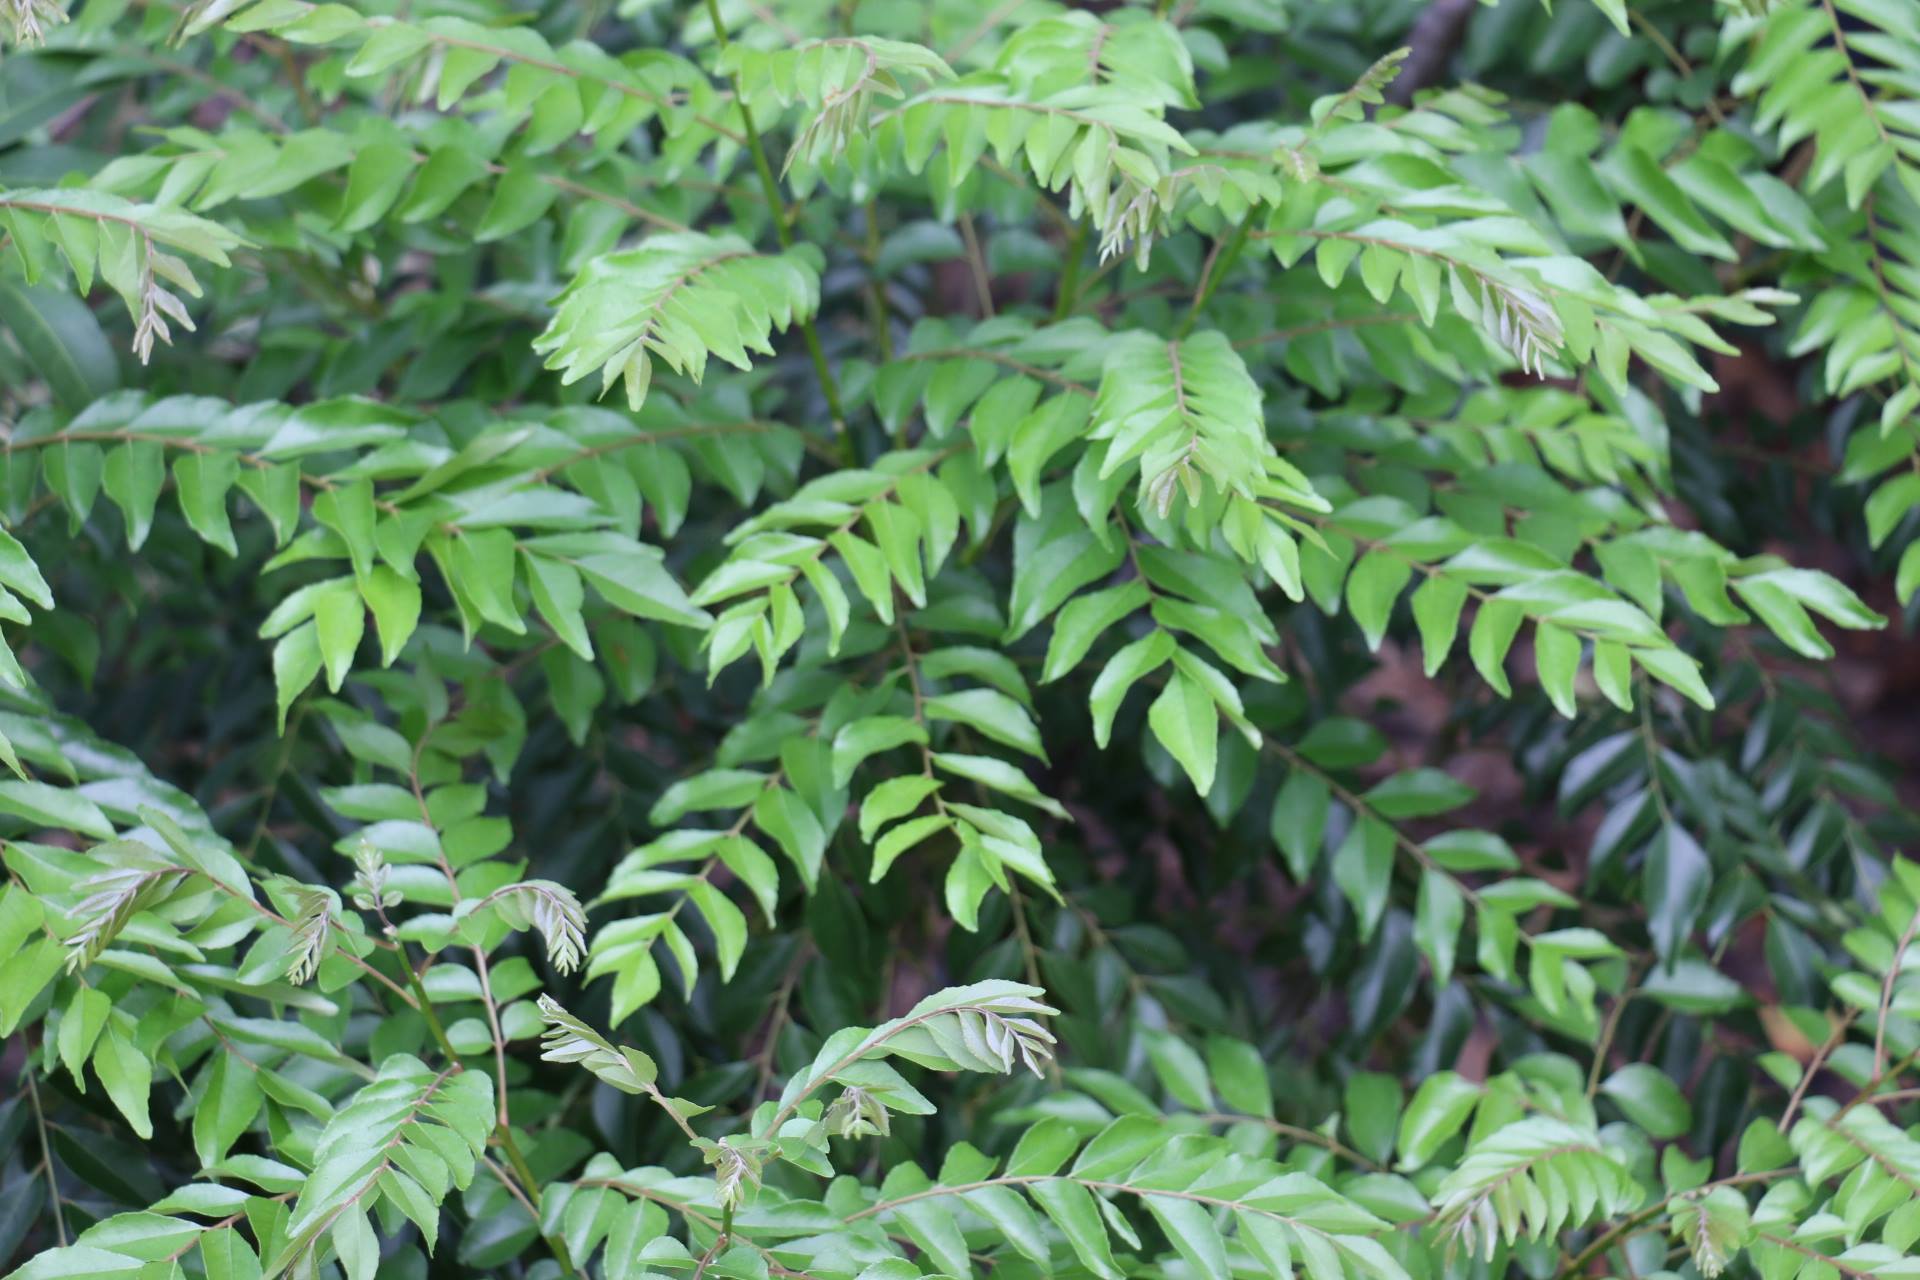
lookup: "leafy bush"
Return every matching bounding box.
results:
[2,1,1920,1279]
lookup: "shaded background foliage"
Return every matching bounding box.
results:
[2,0,1920,1278]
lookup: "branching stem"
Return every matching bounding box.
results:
[705,0,847,446]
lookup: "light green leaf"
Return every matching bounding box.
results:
[858,775,943,841]
[174,452,239,556]
[752,788,826,890]
[101,444,165,551]
[924,687,1046,760]
[1147,669,1218,795]
[1398,1072,1482,1168]
[93,1029,153,1138]
[1601,1063,1691,1139]
[193,1050,264,1167]
[359,566,421,666]
[1332,815,1394,941]
[1028,1179,1120,1280]
[1204,1036,1272,1118]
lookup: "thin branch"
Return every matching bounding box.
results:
[704,0,846,438]
[22,1057,67,1246]
[1196,1113,1386,1172]
[958,212,995,318]
[1875,905,1920,1077]
[1781,1011,1856,1133]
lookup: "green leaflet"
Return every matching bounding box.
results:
[0,10,1915,1280]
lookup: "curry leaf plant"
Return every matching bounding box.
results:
[4,1,1920,1279]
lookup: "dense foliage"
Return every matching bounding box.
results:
[3,0,1920,1278]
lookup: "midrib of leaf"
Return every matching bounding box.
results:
[1755,1231,1884,1280]
[1250,225,1660,353]
[1859,195,1920,396]
[1084,23,1111,81]
[277,1063,462,1270]
[629,248,759,362]
[870,92,1125,143]
[717,444,961,600]
[4,419,722,550]
[1264,736,1500,923]
[845,1170,1388,1242]
[1443,1141,1601,1194]
[897,346,1096,398]
[763,992,1031,1131]
[1165,337,1196,466]
[273,4,746,143]
[0,194,161,233]
[1817,0,1895,150]
[1820,1115,1920,1195]
[526,420,781,482]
